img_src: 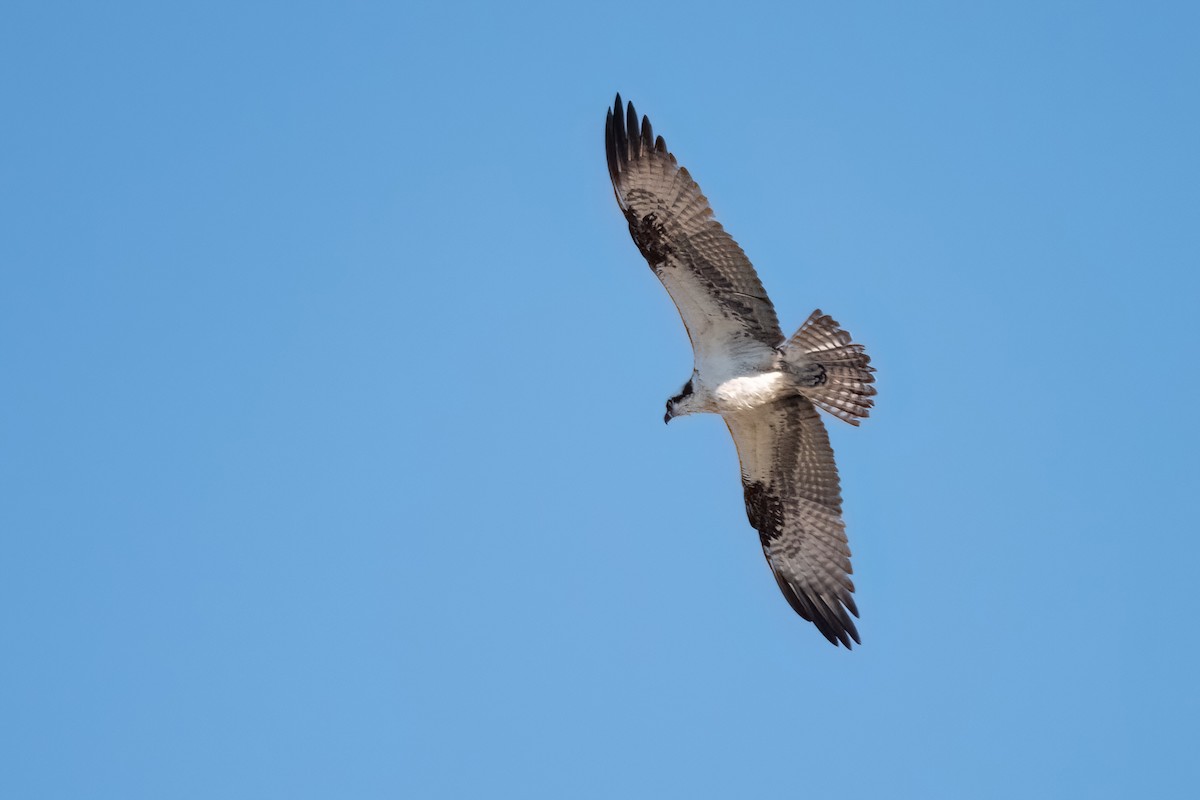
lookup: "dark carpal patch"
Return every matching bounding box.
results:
[626,210,673,267]
[743,481,786,543]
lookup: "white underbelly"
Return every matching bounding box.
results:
[712,372,790,413]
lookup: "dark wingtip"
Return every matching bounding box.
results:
[815,592,861,649]
[769,563,861,649]
[605,94,668,192]
[605,109,617,186]
[625,101,638,156]
[606,94,626,187]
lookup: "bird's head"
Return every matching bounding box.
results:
[664,378,696,424]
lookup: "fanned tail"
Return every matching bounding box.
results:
[783,309,876,426]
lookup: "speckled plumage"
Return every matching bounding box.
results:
[606,95,876,648]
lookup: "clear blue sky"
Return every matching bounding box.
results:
[3,2,1198,797]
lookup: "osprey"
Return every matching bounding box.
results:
[605,95,876,648]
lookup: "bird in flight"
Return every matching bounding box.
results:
[605,95,876,648]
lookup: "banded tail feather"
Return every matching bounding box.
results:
[784,309,876,426]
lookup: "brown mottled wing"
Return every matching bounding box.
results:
[605,95,783,364]
[725,396,860,648]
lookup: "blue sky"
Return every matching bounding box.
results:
[3,1,1198,797]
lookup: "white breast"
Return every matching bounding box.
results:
[712,372,790,413]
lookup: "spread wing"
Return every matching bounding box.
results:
[725,396,860,648]
[606,95,783,363]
